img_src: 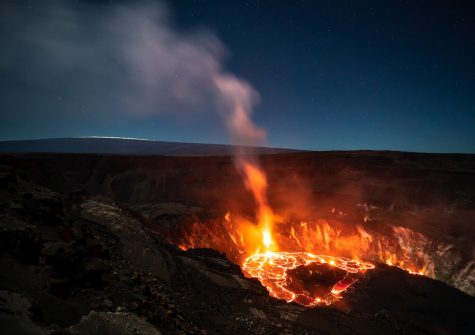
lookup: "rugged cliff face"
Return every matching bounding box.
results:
[1,152,475,334]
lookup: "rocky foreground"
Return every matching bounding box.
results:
[1,153,475,334]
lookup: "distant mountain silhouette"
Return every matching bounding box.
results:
[0,137,301,156]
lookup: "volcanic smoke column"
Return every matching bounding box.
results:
[214,75,275,250]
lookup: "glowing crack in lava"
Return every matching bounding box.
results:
[236,160,375,307]
[242,251,374,306]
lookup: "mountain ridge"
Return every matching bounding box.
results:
[0,137,302,156]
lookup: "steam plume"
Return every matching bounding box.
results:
[0,1,265,146]
[1,1,270,230]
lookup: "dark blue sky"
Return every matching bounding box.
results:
[1,0,474,152]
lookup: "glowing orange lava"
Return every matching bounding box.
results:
[235,158,376,306]
[242,251,374,306]
[386,258,427,276]
[169,158,431,307]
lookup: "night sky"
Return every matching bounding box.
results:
[1,0,474,153]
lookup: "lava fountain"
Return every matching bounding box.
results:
[162,53,429,307]
[235,159,375,306]
[167,156,431,306]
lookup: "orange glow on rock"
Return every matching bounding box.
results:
[171,160,432,307]
[236,159,377,306]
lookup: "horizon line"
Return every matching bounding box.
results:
[0,136,473,155]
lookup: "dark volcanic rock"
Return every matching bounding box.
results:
[1,152,475,334]
[0,290,46,335]
[66,311,162,335]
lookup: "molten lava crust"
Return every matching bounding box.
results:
[242,251,374,306]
